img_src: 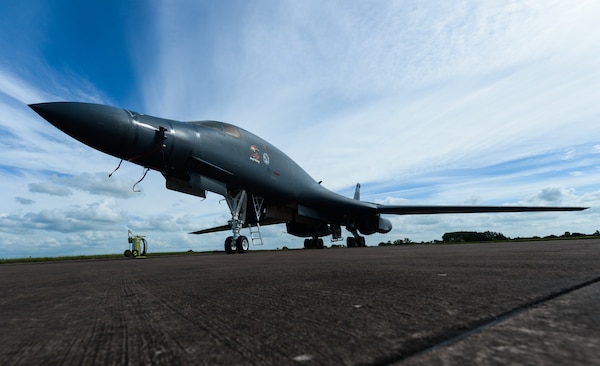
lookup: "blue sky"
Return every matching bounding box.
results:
[1,1,600,258]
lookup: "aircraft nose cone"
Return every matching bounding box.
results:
[29,102,131,156]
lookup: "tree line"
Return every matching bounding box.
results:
[378,230,600,246]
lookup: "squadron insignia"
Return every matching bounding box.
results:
[250,145,261,163]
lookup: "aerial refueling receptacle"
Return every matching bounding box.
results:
[124,230,147,258]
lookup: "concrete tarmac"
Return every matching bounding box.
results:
[1,240,599,365]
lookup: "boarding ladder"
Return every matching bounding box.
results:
[248,224,263,247]
[249,195,265,246]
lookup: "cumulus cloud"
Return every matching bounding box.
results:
[128,214,190,233]
[27,172,137,199]
[534,186,566,203]
[15,196,35,205]
[50,172,137,198]
[28,182,72,197]
[4,199,127,233]
[2,2,600,258]
[531,186,576,204]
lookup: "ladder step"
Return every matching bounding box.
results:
[248,224,263,246]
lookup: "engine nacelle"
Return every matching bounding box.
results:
[356,215,392,235]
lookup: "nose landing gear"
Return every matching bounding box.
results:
[225,235,250,254]
[223,190,264,254]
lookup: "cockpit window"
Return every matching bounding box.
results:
[191,121,240,138]
[192,120,223,131]
[223,123,240,137]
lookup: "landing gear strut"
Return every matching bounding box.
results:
[223,190,263,254]
[346,228,366,248]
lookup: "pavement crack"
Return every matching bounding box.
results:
[383,275,600,365]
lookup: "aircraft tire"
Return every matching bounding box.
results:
[358,237,366,247]
[303,239,324,249]
[224,236,236,254]
[347,237,356,248]
[124,249,132,257]
[236,236,249,253]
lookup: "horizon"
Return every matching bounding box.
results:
[1,1,600,258]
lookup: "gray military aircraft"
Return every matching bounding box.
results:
[30,102,587,254]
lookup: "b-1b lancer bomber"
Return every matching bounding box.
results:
[30,102,587,254]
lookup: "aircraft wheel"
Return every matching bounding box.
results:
[124,249,132,257]
[358,237,366,247]
[304,239,311,249]
[317,239,324,249]
[347,237,356,248]
[236,236,249,253]
[132,249,139,257]
[225,236,236,254]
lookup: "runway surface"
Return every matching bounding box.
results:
[1,240,599,365]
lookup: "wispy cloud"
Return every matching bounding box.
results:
[0,68,49,104]
[1,1,600,257]
[140,1,600,193]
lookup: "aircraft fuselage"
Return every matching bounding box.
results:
[29,102,587,253]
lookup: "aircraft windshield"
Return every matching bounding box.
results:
[222,123,240,137]
[192,121,240,138]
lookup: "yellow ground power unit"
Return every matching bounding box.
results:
[124,230,147,258]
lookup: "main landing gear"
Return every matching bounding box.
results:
[346,227,366,248]
[304,238,324,249]
[223,190,264,254]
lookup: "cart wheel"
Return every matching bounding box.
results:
[132,249,139,257]
[124,249,132,257]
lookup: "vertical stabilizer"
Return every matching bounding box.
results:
[353,183,361,200]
